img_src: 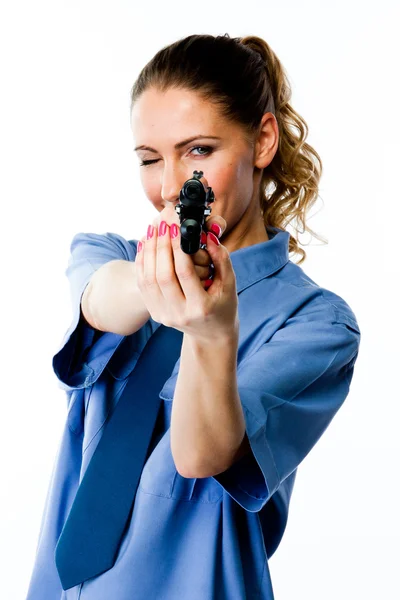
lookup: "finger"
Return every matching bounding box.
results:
[157,203,181,228]
[193,264,213,280]
[134,233,147,300]
[204,215,227,239]
[191,245,213,267]
[204,231,236,295]
[139,223,165,319]
[155,220,186,311]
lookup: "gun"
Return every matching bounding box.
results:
[175,169,216,278]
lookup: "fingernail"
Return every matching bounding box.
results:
[211,223,222,237]
[170,223,179,239]
[147,224,154,239]
[159,221,167,236]
[204,278,213,289]
[137,241,143,252]
[207,231,220,246]
[200,232,207,245]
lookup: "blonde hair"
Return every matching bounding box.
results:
[130,33,327,264]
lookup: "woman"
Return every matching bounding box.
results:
[26,34,361,599]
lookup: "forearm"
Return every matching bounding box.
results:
[83,259,151,336]
[171,328,246,478]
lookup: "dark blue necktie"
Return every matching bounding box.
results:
[55,324,183,591]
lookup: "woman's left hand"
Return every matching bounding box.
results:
[135,214,239,343]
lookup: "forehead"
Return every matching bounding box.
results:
[130,87,225,139]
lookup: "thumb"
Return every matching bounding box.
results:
[204,231,235,292]
[204,214,227,239]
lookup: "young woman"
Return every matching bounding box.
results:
[26,33,361,600]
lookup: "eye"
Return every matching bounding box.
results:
[139,158,159,167]
[189,145,213,157]
[139,145,213,167]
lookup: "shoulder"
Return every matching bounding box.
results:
[68,231,140,263]
[271,260,360,332]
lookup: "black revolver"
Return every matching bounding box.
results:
[174,170,215,255]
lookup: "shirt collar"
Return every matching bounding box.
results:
[229,226,290,294]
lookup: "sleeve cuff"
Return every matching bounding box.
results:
[212,405,280,512]
[52,279,125,392]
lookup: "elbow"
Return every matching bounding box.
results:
[173,458,196,479]
[172,448,208,479]
[175,463,212,480]
[173,452,230,480]
[176,433,252,479]
[171,448,197,479]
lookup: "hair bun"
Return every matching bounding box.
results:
[238,36,269,63]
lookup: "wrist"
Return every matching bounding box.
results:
[185,326,239,358]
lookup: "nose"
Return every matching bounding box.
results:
[160,162,188,205]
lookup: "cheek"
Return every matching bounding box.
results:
[208,162,247,201]
[234,157,254,187]
[140,173,160,206]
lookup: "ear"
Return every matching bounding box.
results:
[254,112,279,170]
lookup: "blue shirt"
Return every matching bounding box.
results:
[26,225,361,600]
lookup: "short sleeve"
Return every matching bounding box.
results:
[212,310,361,514]
[52,231,139,393]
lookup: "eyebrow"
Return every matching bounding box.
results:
[134,135,222,153]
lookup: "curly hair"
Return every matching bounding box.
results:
[130,33,327,264]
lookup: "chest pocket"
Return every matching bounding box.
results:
[138,378,223,505]
[138,425,223,504]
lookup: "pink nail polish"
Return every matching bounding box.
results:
[159,221,167,236]
[208,232,220,246]
[147,224,154,239]
[170,223,179,239]
[211,223,222,237]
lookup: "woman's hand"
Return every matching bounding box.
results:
[134,197,239,342]
[146,201,225,290]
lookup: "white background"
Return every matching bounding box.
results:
[1,1,399,598]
